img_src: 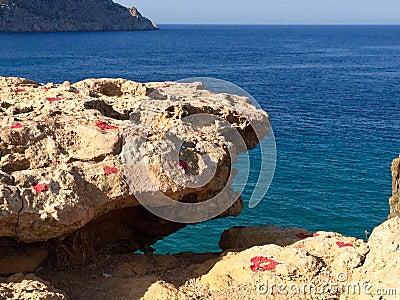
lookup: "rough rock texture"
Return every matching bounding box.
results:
[0,0,158,32]
[200,232,368,298]
[0,76,269,271]
[4,217,393,300]
[0,273,69,299]
[350,217,400,300]
[197,220,400,299]
[389,158,400,219]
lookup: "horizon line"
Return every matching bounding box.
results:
[156,23,400,26]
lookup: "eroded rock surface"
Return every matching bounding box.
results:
[0,76,269,250]
[20,217,398,300]
[0,273,69,300]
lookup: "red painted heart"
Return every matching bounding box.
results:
[33,183,50,193]
[250,256,280,272]
[336,242,353,248]
[104,166,119,175]
[96,121,118,130]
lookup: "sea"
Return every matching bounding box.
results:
[1,25,399,254]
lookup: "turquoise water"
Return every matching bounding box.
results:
[1,25,400,253]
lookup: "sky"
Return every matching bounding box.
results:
[115,0,400,25]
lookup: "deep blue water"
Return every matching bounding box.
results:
[1,25,400,253]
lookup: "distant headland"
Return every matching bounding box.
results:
[0,0,158,32]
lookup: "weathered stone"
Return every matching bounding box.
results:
[0,273,69,299]
[0,76,270,250]
[24,218,398,300]
[351,217,400,299]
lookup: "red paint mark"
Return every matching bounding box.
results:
[11,123,23,129]
[36,120,48,123]
[196,130,204,135]
[178,160,188,172]
[295,232,314,239]
[199,99,207,103]
[294,244,305,249]
[42,87,49,91]
[250,256,280,272]
[312,233,319,237]
[96,121,118,130]
[16,88,26,93]
[336,242,353,248]
[33,183,50,193]
[104,166,119,175]
[46,97,62,102]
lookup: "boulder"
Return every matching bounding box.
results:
[0,76,270,268]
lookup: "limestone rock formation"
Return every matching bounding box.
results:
[6,217,396,300]
[389,158,400,219]
[197,218,400,300]
[0,0,158,32]
[0,76,269,262]
[350,216,400,300]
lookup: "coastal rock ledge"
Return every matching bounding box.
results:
[0,0,158,32]
[0,75,269,273]
[1,217,399,299]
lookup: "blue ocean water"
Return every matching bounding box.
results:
[1,25,400,253]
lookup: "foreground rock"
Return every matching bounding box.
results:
[0,0,158,32]
[0,75,269,272]
[198,218,400,300]
[1,217,393,300]
[0,273,69,299]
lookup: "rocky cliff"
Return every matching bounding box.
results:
[0,0,158,32]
